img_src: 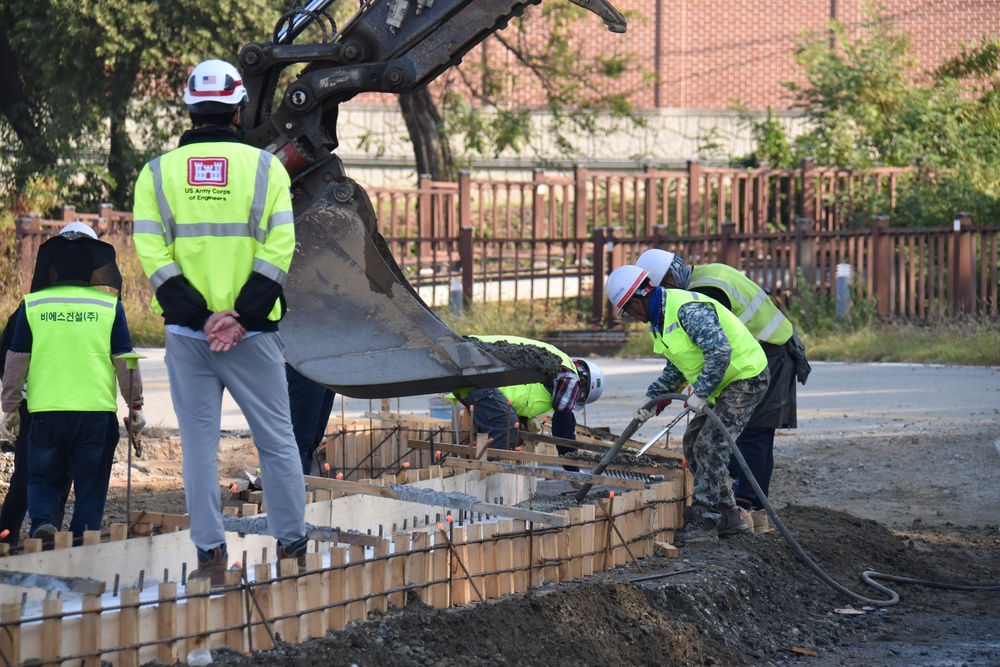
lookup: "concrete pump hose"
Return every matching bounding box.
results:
[576,392,1000,606]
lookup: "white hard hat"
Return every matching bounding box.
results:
[60,221,98,240]
[636,248,675,287]
[184,59,248,113]
[573,358,604,405]
[605,265,650,316]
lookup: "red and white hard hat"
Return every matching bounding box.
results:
[605,265,650,316]
[636,248,675,287]
[183,59,248,112]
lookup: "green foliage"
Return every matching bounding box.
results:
[733,108,795,169]
[804,319,1000,365]
[730,5,1000,226]
[0,0,280,209]
[438,3,647,164]
[785,270,877,336]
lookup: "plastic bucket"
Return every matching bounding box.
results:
[428,395,453,420]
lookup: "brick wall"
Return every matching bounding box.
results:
[356,0,1000,111]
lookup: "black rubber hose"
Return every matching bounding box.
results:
[577,392,1000,605]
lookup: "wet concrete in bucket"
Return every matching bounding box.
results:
[468,339,565,384]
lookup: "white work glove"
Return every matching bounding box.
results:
[2,411,20,439]
[125,409,146,438]
[685,394,707,413]
[527,417,544,433]
[634,406,655,424]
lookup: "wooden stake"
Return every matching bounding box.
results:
[54,531,72,550]
[580,504,596,577]
[482,524,499,599]
[303,553,324,640]
[40,597,62,662]
[430,536,449,608]
[495,520,515,596]
[185,576,210,655]
[119,587,140,667]
[222,570,244,651]
[370,539,390,614]
[465,523,485,599]
[409,532,430,605]
[277,558,301,644]
[389,534,408,609]
[346,545,366,623]
[448,526,471,606]
[80,592,103,667]
[156,582,178,664]
[251,563,275,651]
[0,602,20,665]
[326,547,347,632]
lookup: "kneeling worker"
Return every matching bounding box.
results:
[606,266,769,544]
[451,335,603,463]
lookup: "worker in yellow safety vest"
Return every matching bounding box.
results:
[132,58,306,585]
[451,335,604,469]
[636,249,811,519]
[606,265,769,544]
[1,222,143,548]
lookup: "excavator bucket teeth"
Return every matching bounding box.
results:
[282,177,546,398]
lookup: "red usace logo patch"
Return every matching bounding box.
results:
[188,158,228,186]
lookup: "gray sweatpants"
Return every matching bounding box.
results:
[165,331,306,551]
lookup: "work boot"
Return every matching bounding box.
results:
[189,546,228,587]
[676,511,718,544]
[32,523,57,551]
[277,536,308,570]
[717,505,752,537]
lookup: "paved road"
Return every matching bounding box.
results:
[132,349,999,443]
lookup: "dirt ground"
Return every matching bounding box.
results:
[2,419,998,667]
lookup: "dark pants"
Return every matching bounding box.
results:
[728,425,775,509]
[286,365,336,476]
[549,409,578,456]
[28,411,118,539]
[466,388,518,450]
[0,405,74,546]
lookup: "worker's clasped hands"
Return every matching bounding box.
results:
[204,310,246,353]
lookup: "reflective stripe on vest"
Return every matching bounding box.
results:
[689,265,792,345]
[648,290,766,400]
[24,286,118,412]
[133,142,294,319]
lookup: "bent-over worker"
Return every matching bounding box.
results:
[451,335,604,466]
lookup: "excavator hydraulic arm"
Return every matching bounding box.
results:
[239,0,626,398]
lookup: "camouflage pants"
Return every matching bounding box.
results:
[682,369,770,524]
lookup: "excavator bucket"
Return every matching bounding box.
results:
[282,177,548,398]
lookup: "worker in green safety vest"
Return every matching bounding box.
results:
[637,249,811,521]
[132,58,307,586]
[1,222,143,548]
[450,335,604,468]
[606,265,770,544]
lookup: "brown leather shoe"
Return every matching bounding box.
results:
[189,546,228,587]
[277,545,308,571]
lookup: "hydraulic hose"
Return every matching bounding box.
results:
[577,392,1000,606]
